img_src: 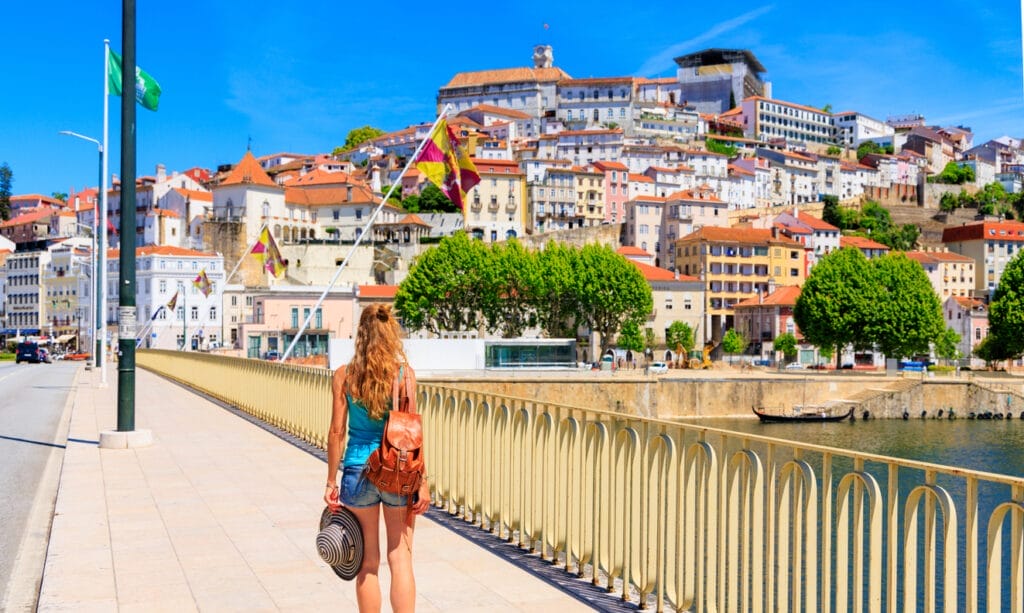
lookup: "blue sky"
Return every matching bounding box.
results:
[2,1,1022,198]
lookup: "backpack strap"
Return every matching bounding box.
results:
[392,364,414,414]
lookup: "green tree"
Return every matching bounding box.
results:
[334,126,385,154]
[51,191,68,203]
[721,328,747,361]
[617,320,645,353]
[533,241,581,338]
[856,140,884,160]
[665,321,694,354]
[478,240,538,337]
[822,103,833,113]
[573,244,653,356]
[794,247,878,367]
[866,253,944,359]
[0,162,12,220]
[932,161,975,185]
[987,251,1024,359]
[826,145,842,156]
[939,192,959,212]
[821,194,842,227]
[934,327,961,363]
[394,232,486,335]
[705,139,737,157]
[774,332,798,362]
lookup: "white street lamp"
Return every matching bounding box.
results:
[59,130,108,385]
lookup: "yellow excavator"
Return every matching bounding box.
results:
[687,342,714,369]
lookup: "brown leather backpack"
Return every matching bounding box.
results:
[363,367,423,501]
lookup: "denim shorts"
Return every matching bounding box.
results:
[340,465,408,508]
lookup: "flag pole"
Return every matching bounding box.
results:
[279,105,453,362]
[99,39,111,386]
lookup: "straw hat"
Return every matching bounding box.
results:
[317,506,363,580]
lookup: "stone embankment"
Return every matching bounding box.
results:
[427,370,1024,420]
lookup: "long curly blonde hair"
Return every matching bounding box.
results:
[345,304,407,420]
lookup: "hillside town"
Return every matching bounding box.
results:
[2,46,1023,369]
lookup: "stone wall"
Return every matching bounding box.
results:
[425,373,1024,419]
[515,223,622,251]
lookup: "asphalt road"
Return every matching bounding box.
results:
[0,360,79,607]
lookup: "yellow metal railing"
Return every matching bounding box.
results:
[138,351,1024,612]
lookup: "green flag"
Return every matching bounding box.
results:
[108,49,162,111]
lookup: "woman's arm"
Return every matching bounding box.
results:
[404,366,431,514]
[324,365,348,508]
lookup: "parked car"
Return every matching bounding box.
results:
[841,362,855,369]
[648,361,668,374]
[16,342,41,364]
[38,348,52,363]
[784,362,805,370]
[264,350,281,361]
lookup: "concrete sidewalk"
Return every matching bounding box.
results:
[36,367,599,612]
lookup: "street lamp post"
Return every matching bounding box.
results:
[59,130,106,385]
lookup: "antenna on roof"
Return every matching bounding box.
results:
[247,135,252,152]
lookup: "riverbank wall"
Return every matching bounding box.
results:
[425,372,1024,419]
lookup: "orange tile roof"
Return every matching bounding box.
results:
[108,245,217,258]
[681,226,803,247]
[172,187,213,202]
[463,104,532,119]
[151,209,181,218]
[734,285,801,308]
[840,235,890,250]
[629,174,654,183]
[666,189,724,203]
[396,213,431,227]
[942,221,1024,243]
[617,245,652,257]
[0,209,53,227]
[952,296,986,310]
[474,160,523,175]
[219,151,278,188]
[795,211,839,232]
[359,285,398,298]
[629,259,697,282]
[592,160,629,171]
[443,66,570,89]
[284,185,379,207]
[632,195,667,203]
[283,168,353,187]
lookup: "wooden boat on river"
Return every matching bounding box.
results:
[752,405,854,423]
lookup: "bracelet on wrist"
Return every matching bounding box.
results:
[326,482,338,489]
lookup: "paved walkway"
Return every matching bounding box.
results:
[36,367,600,612]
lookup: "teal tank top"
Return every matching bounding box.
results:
[341,368,401,467]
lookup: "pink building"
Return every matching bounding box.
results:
[240,287,357,359]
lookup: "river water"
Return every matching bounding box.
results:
[700,416,1024,610]
[702,416,1024,478]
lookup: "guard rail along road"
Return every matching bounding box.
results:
[137,350,1024,613]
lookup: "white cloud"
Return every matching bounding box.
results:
[634,6,775,77]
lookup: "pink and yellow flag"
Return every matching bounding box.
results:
[251,227,288,278]
[193,269,213,297]
[166,290,179,311]
[413,119,480,210]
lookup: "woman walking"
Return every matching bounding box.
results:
[324,304,430,612]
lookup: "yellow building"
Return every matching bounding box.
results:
[675,226,806,343]
[465,159,526,243]
[572,166,605,226]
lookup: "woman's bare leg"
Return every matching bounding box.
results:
[350,505,382,612]
[383,506,416,612]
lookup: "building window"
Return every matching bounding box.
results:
[191,306,199,321]
[159,280,166,293]
[291,307,299,328]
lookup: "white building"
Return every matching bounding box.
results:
[557,77,636,133]
[554,129,624,167]
[737,96,835,147]
[833,111,895,148]
[110,246,224,351]
[437,46,569,119]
